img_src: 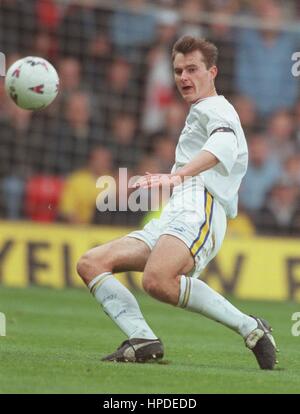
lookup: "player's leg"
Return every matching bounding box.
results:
[77,236,163,362]
[142,234,194,305]
[77,236,149,284]
[182,199,277,369]
[143,233,256,338]
[142,197,277,369]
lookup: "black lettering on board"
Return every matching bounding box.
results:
[286,257,300,300]
[0,240,14,282]
[27,242,50,284]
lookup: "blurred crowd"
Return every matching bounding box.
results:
[0,0,300,236]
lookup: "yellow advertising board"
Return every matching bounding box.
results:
[0,220,300,301]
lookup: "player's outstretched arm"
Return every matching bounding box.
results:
[132,150,219,189]
[175,149,219,178]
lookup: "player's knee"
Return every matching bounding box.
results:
[76,253,92,282]
[142,272,162,298]
[76,251,112,284]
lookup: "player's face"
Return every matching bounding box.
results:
[173,50,217,103]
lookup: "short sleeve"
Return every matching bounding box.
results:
[197,108,238,175]
[202,131,238,175]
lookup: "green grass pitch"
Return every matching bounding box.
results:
[0,285,300,394]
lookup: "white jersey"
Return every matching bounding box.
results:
[171,95,248,218]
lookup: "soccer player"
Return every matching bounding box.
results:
[77,35,278,369]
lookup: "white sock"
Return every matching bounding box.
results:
[88,272,157,340]
[177,276,257,338]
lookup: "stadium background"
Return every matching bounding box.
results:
[0,0,300,301]
[2,0,300,396]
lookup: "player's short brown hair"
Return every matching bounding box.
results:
[172,35,218,69]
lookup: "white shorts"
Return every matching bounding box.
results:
[128,179,227,278]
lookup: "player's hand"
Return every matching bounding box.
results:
[131,172,182,189]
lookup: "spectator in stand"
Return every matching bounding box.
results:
[58,1,97,60]
[266,110,295,163]
[231,95,259,135]
[109,0,157,60]
[30,30,59,63]
[33,0,60,62]
[154,0,178,7]
[59,147,113,225]
[84,4,114,89]
[164,99,188,140]
[239,133,282,212]
[208,11,236,98]
[84,33,112,94]
[207,0,240,14]
[293,100,300,149]
[58,57,82,94]
[283,155,300,186]
[107,113,142,173]
[135,154,162,177]
[30,91,103,176]
[109,0,158,115]
[98,58,140,133]
[0,99,32,218]
[143,99,187,156]
[36,0,60,32]
[142,10,179,134]
[151,133,176,172]
[179,0,207,38]
[254,178,300,236]
[0,0,36,54]
[235,0,300,117]
[56,57,86,114]
[25,175,64,223]
[294,0,300,19]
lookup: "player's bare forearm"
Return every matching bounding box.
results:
[132,150,219,189]
[176,150,219,179]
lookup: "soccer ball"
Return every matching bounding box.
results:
[4,56,59,110]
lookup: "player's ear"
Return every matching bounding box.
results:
[209,65,218,81]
